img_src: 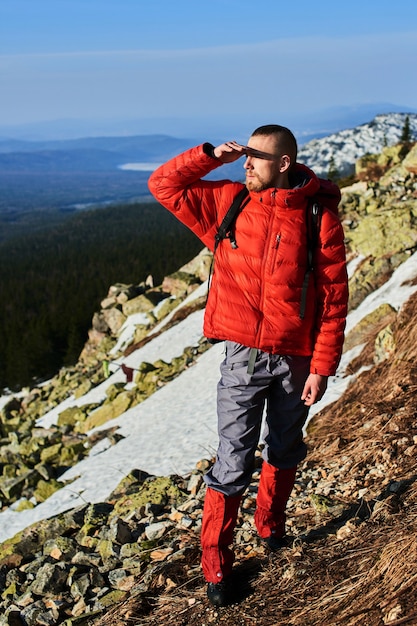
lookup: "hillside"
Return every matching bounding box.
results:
[0,201,203,390]
[298,112,417,177]
[1,140,417,625]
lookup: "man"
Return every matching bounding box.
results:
[148,125,348,606]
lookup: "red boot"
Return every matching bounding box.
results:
[254,462,297,541]
[200,487,242,584]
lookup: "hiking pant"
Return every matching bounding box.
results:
[204,342,310,496]
[201,342,310,582]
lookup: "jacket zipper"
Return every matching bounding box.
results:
[255,189,277,344]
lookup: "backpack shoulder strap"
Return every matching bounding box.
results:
[208,186,250,300]
[214,186,249,252]
[306,198,321,270]
[299,198,322,319]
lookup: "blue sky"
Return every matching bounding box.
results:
[1,0,417,138]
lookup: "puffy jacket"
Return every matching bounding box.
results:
[148,143,348,376]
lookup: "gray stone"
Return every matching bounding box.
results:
[70,572,91,600]
[43,536,78,561]
[107,568,131,589]
[144,521,172,541]
[30,562,69,596]
[102,307,127,334]
[20,601,53,626]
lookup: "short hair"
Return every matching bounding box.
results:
[251,124,298,163]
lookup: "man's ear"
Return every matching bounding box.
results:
[279,154,291,172]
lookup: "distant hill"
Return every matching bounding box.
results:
[0,134,201,170]
[1,112,416,240]
[0,101,415,141]
[0,134,204,225]
[299,112,417,177]
[1,111,415,178]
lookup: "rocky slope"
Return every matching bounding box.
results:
[1,141,417,625]
[299,112,417,177]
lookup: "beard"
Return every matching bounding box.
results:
[245,173,270,192]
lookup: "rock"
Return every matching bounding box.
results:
[96,539,121,568]
[29,562,69,596]
[79,392,133,432]
[71,551,102,568]
[347,204,417,257]
[33,479,62,503]
[57,406,87,428]
[162,271,200,297]
[111,476,187,519]
[152,296,178,321]
[82,503,114,531]
[144,521,172,541]
[72,379,93,399]
[179,247,213,281]
[187,473,203,496]
[20,602,56,626]
[100,295,117,309]
[150,547,174,562]
[110,518,134,545]
[92,312,109,333]
[93,589,126,610]
[402,142,417,173]
[107,568,135,590]
[122,290,167,316]
[40,443,62,465]
[344,303,397,351]
[71,595,88,617]
[70,572,91,600]
[374,323,396,363]
[43,537,78,561]
[108,283,141,301]
[102,308,127,335]
[59,439,87,465]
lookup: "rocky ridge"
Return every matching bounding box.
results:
[1,140,417,624]
[299,112,417,178]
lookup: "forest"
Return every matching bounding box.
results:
[0,201,203,391]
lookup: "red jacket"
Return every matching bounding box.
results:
[148,144,348,376]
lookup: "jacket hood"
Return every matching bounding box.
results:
[249,162,321,208]
[290,162,320,190]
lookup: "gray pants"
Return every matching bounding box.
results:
[204,341,311,497]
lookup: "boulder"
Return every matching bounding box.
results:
[122,289,167,316]
[162,271,200,297]
[179,247,212,281]
[102,307,127,335]
[79,392,133,433]
[402,142,417,174]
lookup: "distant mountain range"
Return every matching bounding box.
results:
[0,112,416,214]
[1,101,416,142]
[0,135,199,171]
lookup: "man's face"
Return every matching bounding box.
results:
[244,134,285,192]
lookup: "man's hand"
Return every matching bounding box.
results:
[301,373,328,407]
[213,141,247,163]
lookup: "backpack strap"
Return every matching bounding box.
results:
[299,199,321,319]
[214,186,250,253]
[207,186,250,299]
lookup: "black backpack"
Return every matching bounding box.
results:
[212,182,339,318]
